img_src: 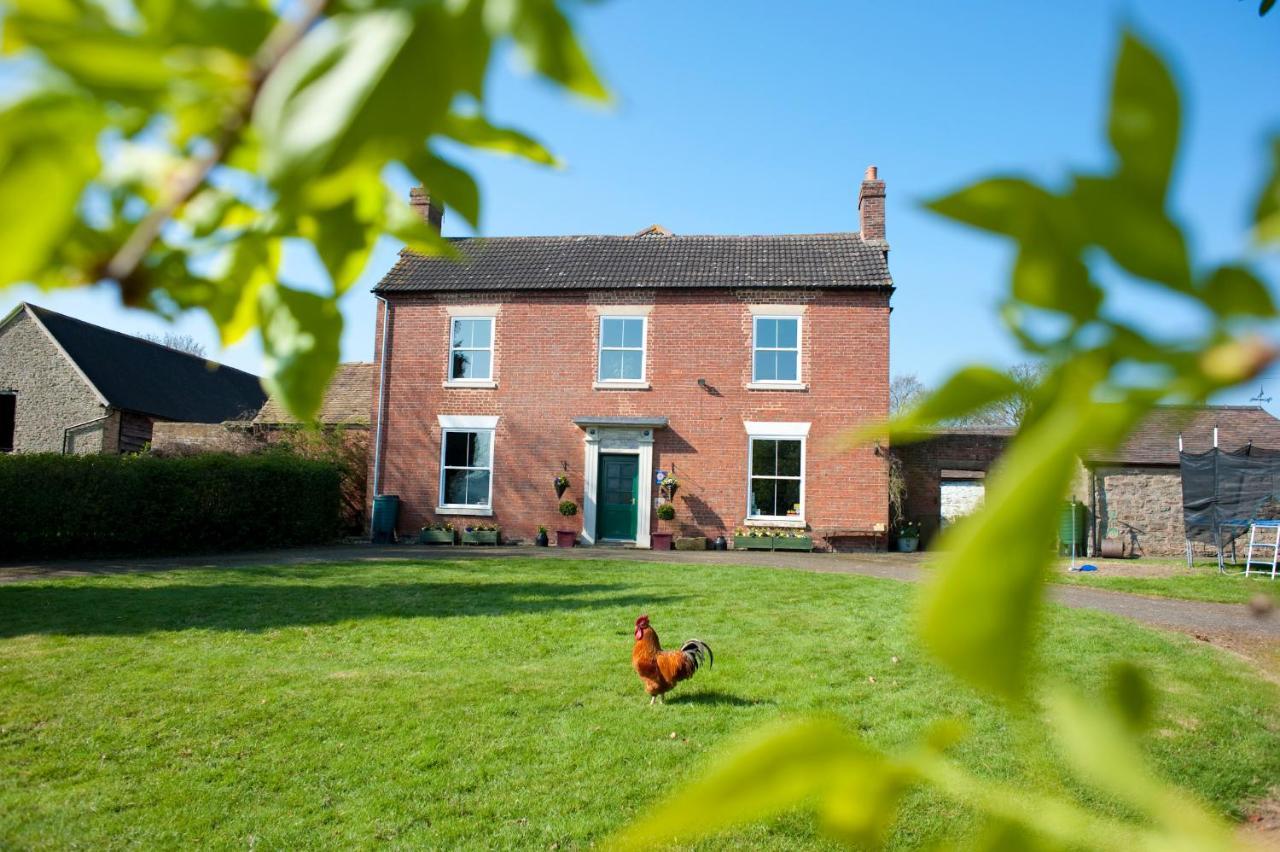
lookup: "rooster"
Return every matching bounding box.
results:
[631,614,713,704]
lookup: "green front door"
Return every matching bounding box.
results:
[597,454,639,541]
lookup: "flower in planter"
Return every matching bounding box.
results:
[896,520,921,538]
[559,499,578,517]
[538,525,548,535]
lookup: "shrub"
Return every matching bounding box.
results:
[0,451,342,560]
[558,499,578,517]
[656,502,676,522]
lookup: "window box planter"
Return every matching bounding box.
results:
[674,536,706,551]
[772,535,813,552]
[733,535,772,551]
[461,529,499,546]
[418,529,454,545]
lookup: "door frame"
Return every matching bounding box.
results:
[596,452,640,543]
[581,426,655,548]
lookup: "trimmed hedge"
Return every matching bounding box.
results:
[0,452,342,560]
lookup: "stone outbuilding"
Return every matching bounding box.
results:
[0,303,266,454]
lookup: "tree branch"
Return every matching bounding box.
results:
[105,0,329,285]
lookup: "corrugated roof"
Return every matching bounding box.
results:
[375,233,893,293]
[27,304,266,423]
[1087,405,1280,465]
[255,362,375,425]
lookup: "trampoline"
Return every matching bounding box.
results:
[1179,444,1280,576]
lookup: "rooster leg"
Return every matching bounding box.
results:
[649,695,657,707]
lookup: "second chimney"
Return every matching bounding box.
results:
[410,186,444,233]
[858,165,885,244]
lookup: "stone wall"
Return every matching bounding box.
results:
[0,308,108,453]
[150,421,261,455]
[1092,465,1185,557]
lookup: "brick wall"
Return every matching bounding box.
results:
[894,432,1010,546]
[371,287,891,547]
[0,308,109,453]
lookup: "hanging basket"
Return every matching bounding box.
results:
[554,476,569,498]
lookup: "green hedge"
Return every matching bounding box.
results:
[0,452,342,560]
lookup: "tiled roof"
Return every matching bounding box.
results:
[1086,405,1280,465]
[375,233,893,293]
[255,362,375,425]
[27,304,266,423]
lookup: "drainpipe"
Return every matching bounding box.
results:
[1088,465,1098,557]
[371,295,392,497]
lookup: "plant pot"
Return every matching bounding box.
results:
[535,531,549,547]
[651,532,674,550]
[772,535,813,552]
[554,479,568,498]
[897,536,920,553]
[555,530,577,548]
[733,535,771,551]
[674,536,706,551]
[462,530,499,546]
[418,529,454,545]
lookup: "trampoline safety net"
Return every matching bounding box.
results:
[1180,445,1280,547]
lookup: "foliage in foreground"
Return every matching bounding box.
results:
[0,0,607,419]
[0,451,340,558]
[614,29,1279,852]
[0,559,1275,848]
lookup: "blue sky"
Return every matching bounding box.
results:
[4,0,1278,412]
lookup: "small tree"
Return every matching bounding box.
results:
[138,331,207,357]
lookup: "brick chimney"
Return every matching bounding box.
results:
[409,186,444,233]
[858,165,886,244]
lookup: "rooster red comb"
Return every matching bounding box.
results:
[635,614,650,625]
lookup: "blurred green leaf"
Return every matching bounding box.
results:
[441,112,560,165]
[407,150,482,229]
[608,720,896,851]
[257,283,342,422]
[1255,138,1280,244]
[302,200,377,295]
[1104,661,1155,733]
[182,188,239,240]
[0,93,102,286]
[876,366,1021,443]
[487,0,609,101]
[925,178,1058,239]
[1072,175,1192,291]
[920,371,1140,701]
[1011,215,1100,318]
[254,10,416,186]
[1047,690,1233,851]
[201,235,279,346]
[1108,31,1179,202]
[1199,265,1277,317]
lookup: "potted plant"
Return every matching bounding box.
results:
[556,500,578,547]
[554,474,570,499]
[733,526,771,550]
[896,520,921,553]
[772,527,814,552]
[652,502,676,550]
[535,525,549,547]
[418,522,454,545]
[659,476,679,500]
[461,523,500,545]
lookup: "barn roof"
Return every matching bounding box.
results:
[1086,405,1280,466]
[255,362,375,425]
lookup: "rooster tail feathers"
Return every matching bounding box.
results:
[680,639,713,671]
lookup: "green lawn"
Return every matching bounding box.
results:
[1050,560,1280,604]
[1,558,1277,849]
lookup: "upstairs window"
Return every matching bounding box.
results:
[440,428,493,508]
[748,437,804,520]
[449,317,494,382]
[598,316,646,382]
[752,316,800,383]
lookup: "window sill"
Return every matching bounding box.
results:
[443,380,497,389]
[743,517,807,528]
[745,382,808,392]
[436,506,494,517]
[592,381,651,391]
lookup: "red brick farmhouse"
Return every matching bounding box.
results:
[368,167,894,549]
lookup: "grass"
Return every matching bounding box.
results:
[1,557,1277,849]
[1050,558,1280,604]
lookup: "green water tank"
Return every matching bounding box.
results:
[1058,499,1088,554]
[371,494,400,544]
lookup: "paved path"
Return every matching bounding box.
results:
[2,544,1276,640]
